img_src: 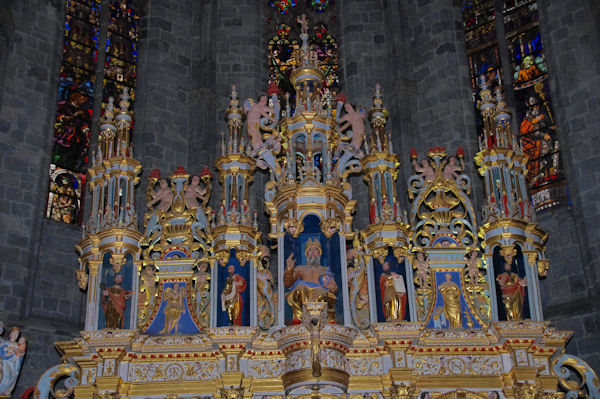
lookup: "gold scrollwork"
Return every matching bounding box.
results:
[33,361,81,399]
[284,217,304,238]
[537,259,549,277]
[216,251,230,267]
[390,383,415,399]
[320,218,340,238]
[551,352,600,398]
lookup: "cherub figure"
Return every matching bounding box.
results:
[296,14,309,35]
[414,251,430,288]
[336,103,366,159]
[245,95,276,152]
[412,159,435,182]
[339,103,365,148]
[442,156,464,181]
[465,250,480,285]
[185,175,208,209]
[149,179,173,212]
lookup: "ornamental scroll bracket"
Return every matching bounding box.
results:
[33,360,81,399]
[551,351,600,399]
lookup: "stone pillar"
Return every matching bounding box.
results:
[0,0,66,320]
[0,0,87,395]
[188,1,218,174]
[381,1,416,214]
[339,0,389,229]
[133,0,198,174]
[392,0,483,211]
[537,0,600,371]
[210,0,266,225]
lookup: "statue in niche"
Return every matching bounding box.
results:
[381,195,394,222]
[438,273,462,328]
[0,325,26,397]
[101,273,133,329]
[346,247,370,327]
[495,179,509,217]
[192,261,211,327]
[245,95,277,153]
[160,283,185,334]
[380,260,407,321]
[496,247,527,321]
[284,238,337,323]
[149,178,173,212]
[256,245,276,330]
[412,158,435,183]
[221,265,247,325]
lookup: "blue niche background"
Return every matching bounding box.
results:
[98,252,134,329]
[146,280,200,335]
[492,244,531,320]
[373,247,410,322]
[217,248,250,327]
[427,270,481,329]
[283,214,342,324]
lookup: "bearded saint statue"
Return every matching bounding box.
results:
[283,238,338,323]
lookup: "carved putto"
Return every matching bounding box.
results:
[143,166,213,260]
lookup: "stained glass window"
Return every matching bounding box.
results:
[269,0,297,14]
[267,0,338,113]
[47,0,100,224]
[463,0,501,137]
[46,165,85,224]
[47,0,140,225]
[462,0,568,211]
[504,0,566,210]
[309,22,338,90]
[310,0,332,13]
[103,0,139,107]
[268,23,299,97]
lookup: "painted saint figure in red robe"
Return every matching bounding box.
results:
[221,265,247,325]
[101,274,133,328]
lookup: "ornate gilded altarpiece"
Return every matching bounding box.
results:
[32,13,599,399]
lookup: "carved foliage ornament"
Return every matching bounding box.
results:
[408,147,476,248]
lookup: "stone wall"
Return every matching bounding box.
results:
[211,0,267,225]
[536,0,600,372]
[0,0,88,394]
[339,0,390,230]
[397,0,483,211]
[0,0,599,395]
[133,0,199,204]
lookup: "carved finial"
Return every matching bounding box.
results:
[118,87,131,112]
[368,83,388,145]
[226,86,243,145]
[103,97,115,122]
